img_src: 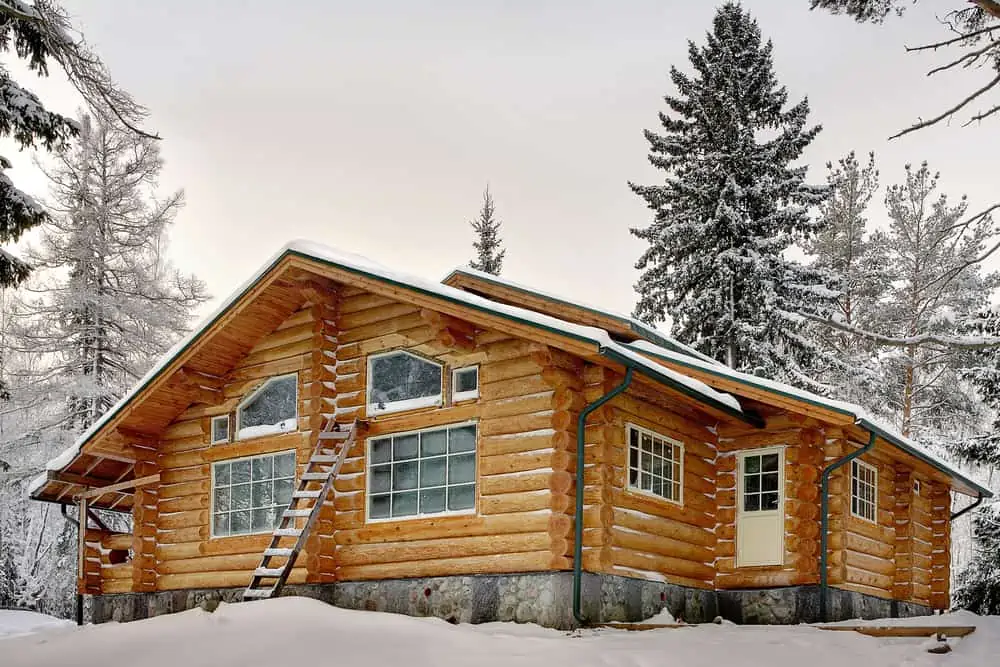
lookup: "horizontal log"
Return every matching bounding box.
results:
[480,374,550,401]
[338,551,568,581]
[482,356,542,384]
[156,568,307,590]
[480,412,556,437]
[480,450,568,476]
[337,532,556,567]
[102,579,133,594]
[159,466,208,485]
[101,563,133,580]
[610,547,714,582]
[845,565,893,591]
[715,571,814,589]
[845,551,895,578]
[101,533,134,551]
[481,490,567,515]
[611,527,712,564]
[479,470,562,495]
[336,512,570,546]
[157,552,299,574]
[159,494,208,514]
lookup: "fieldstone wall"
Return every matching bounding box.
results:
[82,574,928,628]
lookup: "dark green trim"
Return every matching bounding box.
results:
[951,493,984,521]
[629,343,992,499]
[820,430,876,623]
[574,367,633,624]
[443,268,720,366]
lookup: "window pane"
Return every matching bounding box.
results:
[369,352,442,409]
[252,481,273,508]
[370,465,392,493]
[628,466,638,487]
[762,492,779,511]
[231,460,251,484]
[240,375,297,429]
[274,452,296,478]
[653,439,663,459]
[761,454,779,472]
[214,487,230,513]
[252,456,273,481]
[252,508,275,532]
[393,461,419,490]
[761,473,779,492]
[629,438,639,472]
[420,458,446,487]
[455,368,478,393]
[370,439,391,465]
[641,433,653,453]
[393,434,419,461]
[630,428,639,449]
[392,491,418,517]
[274,478,293,505]
[232,484,251,510]
[421,430,447,457]
[212,417,229,442]
[448,484,475,511]
[370,494,391,520]
[640,471,652,491]
[449,425,476,453]
[231,510,252,535]
[214,462,230,486]
[420,488,446,514]
[448,454,476,484]
[745,456,760,474]
[213,513,229,537]
[745,494,760,511]
[745,474,760,493]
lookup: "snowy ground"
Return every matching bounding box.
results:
[0,610,73,640]
[2,598,998,667]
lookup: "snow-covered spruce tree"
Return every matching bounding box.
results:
[8,115,207,432]
[630,2,832,388]
[803,152,891,406]
[874,162,996,439]
[469,186,505,276]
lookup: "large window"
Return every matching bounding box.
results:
[212,451,296,537]
[627,423,683,504]
[851,459,878,523]
[367,422,476,521]
[367,351,443,415]
[741,451,781,512]
[237,374,298,440]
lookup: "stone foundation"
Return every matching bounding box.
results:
[82,574,930,628]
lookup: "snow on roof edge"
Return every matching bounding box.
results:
[33,240,744,495]
[444,266,722,367]
[627,340,993,498]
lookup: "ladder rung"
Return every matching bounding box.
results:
[283,509,313,518]
[273,528,302,537]
[293,490,322,499]
[263,548,294,557]
[254,567,286,577]
[319,431,351,440]
[243,588,274,599]
[311,455,337,463]
[300,472,329,481]
[320,448,341,456]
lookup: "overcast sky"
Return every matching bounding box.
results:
[8,1,998,325]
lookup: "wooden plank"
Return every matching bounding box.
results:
[593,623,690,631]
[816,625,975,638]
[79,474,160,500]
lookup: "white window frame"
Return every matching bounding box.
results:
[235,373,298,441]
[851,458,878,523]
[365,420,478,524]
[366,350,443,416]
[210,449,297,539]
[451,366,479,403]
[625,423,684,505]
[210,415,230,444]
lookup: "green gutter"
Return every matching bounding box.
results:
[950,493,984,521]
[573,367,633,625]
[819,430,876,622]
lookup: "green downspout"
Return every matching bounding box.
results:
[819,428,876,622]
[951,493,984,521]
[573,366,633,625]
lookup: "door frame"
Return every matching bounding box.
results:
[735,446,786,568]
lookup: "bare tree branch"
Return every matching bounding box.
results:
[889,72,1000,139]
[798,310,1000,349]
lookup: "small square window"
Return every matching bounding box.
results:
[452,366,479,402]
[211,415,230,444]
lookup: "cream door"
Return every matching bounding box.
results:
[736,447,784,567]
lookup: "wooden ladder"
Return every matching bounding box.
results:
[242,418,359,601]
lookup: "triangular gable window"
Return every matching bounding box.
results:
[236,374,298,440]
[367,351,443,415]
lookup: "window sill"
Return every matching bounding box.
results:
[364,508,476,525]
[624,485,683,508]
[208,528,277,541]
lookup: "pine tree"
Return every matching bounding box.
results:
[875,162,995,438]
[804,152,891,406]
[469,186,505,276]
[630,2,831,387]
[7,115,207,432]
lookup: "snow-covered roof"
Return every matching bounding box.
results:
[627,340,992,498]
[443,266,722,367]
[31,240,750,497]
